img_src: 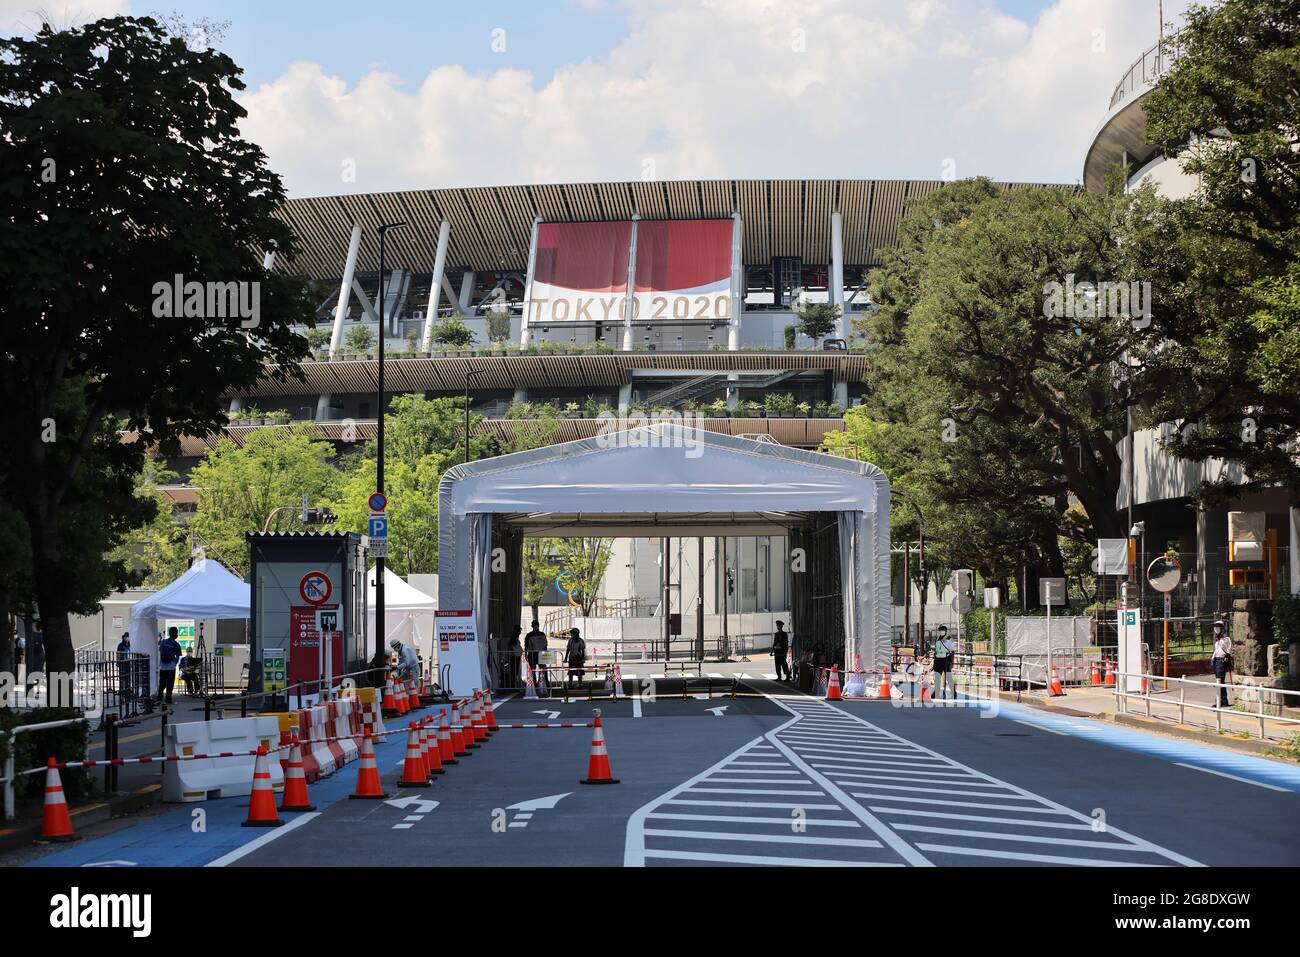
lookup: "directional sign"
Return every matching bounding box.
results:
[299,571,332,606]
[369,491,387,512]
[368,515,388,539]
[506,792,571,812]
[532,709,561,721]
[385,796,439,814]
[315,608,339,634]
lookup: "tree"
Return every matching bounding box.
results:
[523,539,558,622]
[108,459,191,589]
[485,310,511,344]
[189,427,340,576]
[554,539,614,617]
[344,323,373,353]
[0,17,312,676]
[794,302,841,344]
[431,316,475,349]
[854,178,1169,576]
[1137,0,1300,501]
[328,396,486,574]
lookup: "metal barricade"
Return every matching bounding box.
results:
[74,650,154,719]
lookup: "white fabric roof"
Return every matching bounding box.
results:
[130,559,250,627]
[366,566,437,611]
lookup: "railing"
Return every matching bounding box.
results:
[1111,669,1300,741]
[72,650,154,719]
[2,717,90,821]
[1109,38,1180,109]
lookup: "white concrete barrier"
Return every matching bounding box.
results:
[163,716,283,803]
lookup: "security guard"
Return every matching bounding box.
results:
[932,625,957,700]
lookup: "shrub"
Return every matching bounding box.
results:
[0,708,92,801]
[344,323,373,352]
[485,310,511,343]
[783,325,797,349]
[430,317,475,349]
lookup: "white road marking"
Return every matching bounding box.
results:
[205,812,321,867]
[643,849,902,866]
[1173,762,1291,792]
[913,844,1160,867]
[642,829,882,848]
[1016,719,1068,735]
[648,812,863,828]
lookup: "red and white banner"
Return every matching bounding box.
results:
[525,219,731,324]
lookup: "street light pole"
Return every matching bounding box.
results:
[465,369,482,464]
[372,221,406,680]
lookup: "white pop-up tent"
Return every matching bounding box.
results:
[129,559,251,692]
[366,567,438,666]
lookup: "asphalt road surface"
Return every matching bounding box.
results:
[13,675,1300,868]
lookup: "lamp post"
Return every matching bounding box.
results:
[371,221,406,678]
[464,369,482,464]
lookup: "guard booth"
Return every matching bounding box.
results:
[247,532,368,705]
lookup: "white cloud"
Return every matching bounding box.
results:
[236,0,1192,197]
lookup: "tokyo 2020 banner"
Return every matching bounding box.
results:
[526,219,731,324]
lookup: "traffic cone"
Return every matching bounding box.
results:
[460,699,479,749]
[451,702,472,754]
[1049,665,1065,697]
[396,679,412,716]
[484,690,499,731]
[878,667,892,700]
[280,735,316,812]
[471,692,489,741]
[825,665,842,701]
[580,710,619,785]
[522,657,538,699]
[399,723,430,787]
[438,707,458,764]
[1104,659,1116,687]
[349,734,389,799]
[381,678,402,717]
[38,758,78,843]
[423,718,444,776]
[242,746,284,827]
[405,678,421,712]
[612,664,627,699]
[640,644,647,664]
[1091,661,1102,686]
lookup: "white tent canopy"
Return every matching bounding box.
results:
[437,424,891,693]
[366,566,437,666]
[128,559,251,691]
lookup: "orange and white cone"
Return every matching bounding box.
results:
[423,718,444,776]
[450,703,471,755]
[242,746,284,827]
[405,678,421,712]
[381,679,402,717]
[349,734,389,799]
[1091,661,1102,686]
[580,710,619,785]
[399,722,430,787]
[38,758,78,843]
[1104,659,1116,687]
[522,657,538,699]
[825,665,842,701]
[484,690,499,731]
[472,692,489,741]
[460,699,479,750]
[878,667,893,700]
[1049,665,1065,697]
[280,734,316,812]
[612,664,627,699]
[438,707,458,765]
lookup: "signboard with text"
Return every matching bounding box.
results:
[435,610,481,696]
[289,604,343,686]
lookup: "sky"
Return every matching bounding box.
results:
[2,0,1190,198]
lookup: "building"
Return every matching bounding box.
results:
[1084,38,1299,612]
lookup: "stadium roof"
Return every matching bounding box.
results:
[278,178,1069,279]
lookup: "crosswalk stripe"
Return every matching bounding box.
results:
[893,823,1159,851]
[644,849,903,867]
[913,844,1161,867]
[664,799,841,809]
[643,829,883,848]
[870,807,1096,830]
[648,812,863,827]
[688,787,826,796]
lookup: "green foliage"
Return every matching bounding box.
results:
[344,323,373,353]
[430,316,475,349]
[554,539,614,617]
[783,325,797,350]
[0,16,313,670]
[1274,593,1300,646]
[305,328,331,352]
[189,426,341,575]
[485,310,512,343]
[0,709,91,801]
[764,392,796,414]
[794,302,841,342]
[107,458,190,589]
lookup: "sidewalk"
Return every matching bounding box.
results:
[993,679,1300,753]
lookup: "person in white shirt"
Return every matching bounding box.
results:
[932,625,957,700]
[1210,620,1233,708]
[391,639,420,680]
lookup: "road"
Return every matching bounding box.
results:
[11,670,1300,868]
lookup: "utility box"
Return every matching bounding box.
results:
[247,532,368,703]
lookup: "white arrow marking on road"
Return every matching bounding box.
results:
[706,706,729,717]
[82,860,137,867]
[507,792,572,812]
[532,709,561,720]
[384,796,439,814]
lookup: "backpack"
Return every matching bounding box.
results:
[160,641,179,665]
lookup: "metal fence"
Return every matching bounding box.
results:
[72,650,154,719]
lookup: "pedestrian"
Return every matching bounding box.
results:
[506,625,523,689]
[1211,619,1233,708]
[14,631,23,671]
[157,627,183,705]
[179,644,202,695]
[772,620,791,681]
[565,627,587,689]
[27,621,45,676]
[524,619,546,671]
[391,639,419,680]
[116,632,132,701]
[932,625,956,700]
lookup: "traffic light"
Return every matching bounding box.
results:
[726,568,735,595]
[302,507,337,526]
